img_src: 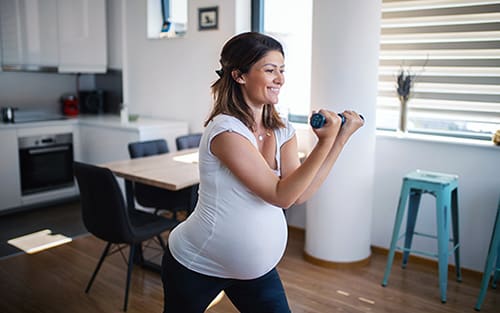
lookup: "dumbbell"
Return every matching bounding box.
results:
[310,112,364,129]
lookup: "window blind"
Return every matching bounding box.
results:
[377,0,500,139]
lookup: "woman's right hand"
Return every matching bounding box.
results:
[311,109,342,142]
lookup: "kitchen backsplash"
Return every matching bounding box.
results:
[0,70,122,115]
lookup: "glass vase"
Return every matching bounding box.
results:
[399,97,408,133]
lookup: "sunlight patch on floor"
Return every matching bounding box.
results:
[207,291,225,310]
[7,229,72,254]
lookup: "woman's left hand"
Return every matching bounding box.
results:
[338,110,365,137]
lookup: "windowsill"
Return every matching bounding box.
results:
[376,130,499,150]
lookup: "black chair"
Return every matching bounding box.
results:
[128,139,196,218]
[175,133,201,210]
[73,161,178,311]
[175,133,202,151]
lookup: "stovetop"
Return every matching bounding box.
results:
[11,110,68,123]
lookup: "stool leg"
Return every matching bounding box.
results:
[451,188,462,282]
[436,191,450,303]
[382,183,410,287]
[492,244,500,288]
[475,207,500,311]
[402,189,421,268]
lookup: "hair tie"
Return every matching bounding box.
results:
[215,68,224,78]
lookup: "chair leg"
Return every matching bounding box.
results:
[451,188,462,282]
[157,235,166,250]
[382,183,410,287]
[86,242,112,293]
[402,189,421,268]
[123,244,136,312]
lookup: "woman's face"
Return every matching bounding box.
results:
[237,50,285,107]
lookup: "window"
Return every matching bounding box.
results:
[253,0,313,120]
[377,0,500,140]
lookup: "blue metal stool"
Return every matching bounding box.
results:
[381,170,461,303]
[475,197,500,311]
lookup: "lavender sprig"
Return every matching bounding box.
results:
[396,69,415,102]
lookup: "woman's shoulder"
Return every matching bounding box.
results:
[207,114,251,137]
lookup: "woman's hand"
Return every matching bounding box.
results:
[311,109,342,142]
[338,110,365,136]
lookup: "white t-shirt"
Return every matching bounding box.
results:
[168,114,296,280]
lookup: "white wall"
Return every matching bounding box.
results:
[0,72,95,113]
[373,134,500,272]
[123,0,250,134]
[288,132,500,272]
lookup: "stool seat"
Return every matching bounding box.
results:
[405,170,458,185]
[382,170,461,303]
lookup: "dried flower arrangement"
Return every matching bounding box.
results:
[395,59,427,133]
[396,69,415,103]
[395,67,417,133]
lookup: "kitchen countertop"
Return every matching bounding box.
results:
[0,114,186,130]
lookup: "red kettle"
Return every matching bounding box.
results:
[62,94,79,116]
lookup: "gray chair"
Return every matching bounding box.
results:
[128,139,196,218]
[175,133,202,151]
[73,161,177,311]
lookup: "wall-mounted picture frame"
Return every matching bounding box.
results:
[198,6,218,31]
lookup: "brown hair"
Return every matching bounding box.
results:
[205,32,285,130]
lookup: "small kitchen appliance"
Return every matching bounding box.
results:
[61,94,79,116]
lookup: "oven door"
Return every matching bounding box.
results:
[19,144,74,195]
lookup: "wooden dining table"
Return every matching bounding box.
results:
[100,148,200,272]
[100,148,200,192]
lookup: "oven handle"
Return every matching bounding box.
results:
[28,145,70,155]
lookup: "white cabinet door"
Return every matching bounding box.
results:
[0,0,58,69]
[31,0,59,67]
[0,129,22,212]
[106,0,123,70]
[78,125,138,164]
[0,0,23,67]
[57,0,107,73]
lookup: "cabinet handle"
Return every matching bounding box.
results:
[28,146,70,155]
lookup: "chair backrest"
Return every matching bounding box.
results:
[128,139,169,158]
[73,162,134,244]
[176,133,202,151]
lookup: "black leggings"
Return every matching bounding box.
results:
[161,246,291,313]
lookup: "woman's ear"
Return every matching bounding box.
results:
[231,70,245,84]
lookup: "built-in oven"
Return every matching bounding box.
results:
[18,133,74,195]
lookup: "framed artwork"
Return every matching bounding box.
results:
[198,6,218,30]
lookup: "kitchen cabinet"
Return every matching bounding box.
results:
[0,0,59,70]
[57,0,107,73]
[0,117,188,213]
[77,116,189,164]
[106,0,123,70]
[0,0,107,73]
[0,129,22,212]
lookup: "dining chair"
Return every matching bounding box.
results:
[175,133,202,151]
[73,161,178,311]
[175,133,201,211]
[128,139,196,219]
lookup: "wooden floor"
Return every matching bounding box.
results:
[0,228,498,313]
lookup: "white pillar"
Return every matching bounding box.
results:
[305,0,381,265]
